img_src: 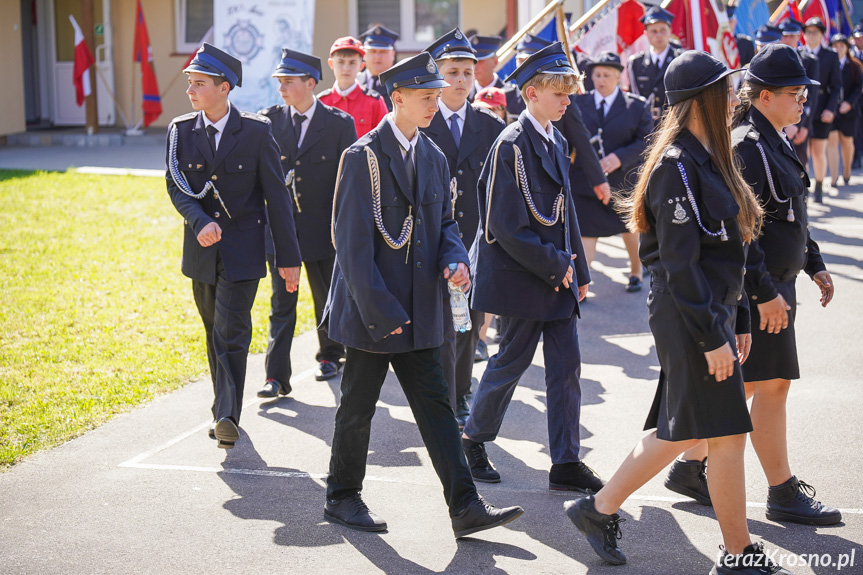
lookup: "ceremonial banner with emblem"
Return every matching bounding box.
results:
[214,0,315,113]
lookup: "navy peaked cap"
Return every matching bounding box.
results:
[379,51,449,96]
[183,43,242,89]
[469,35,503,60]
[425,28,477,62]
[360,24,399,49]
[506,41,576,87]
[641,6,674,26]
[755,25,783,45]
[273,49,322,81]
[516,34,553,55]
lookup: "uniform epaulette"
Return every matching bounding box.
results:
[629,93,647,103]
[318,88,333,98]
[474,105,507,125]
[171,111,197,124]
[258,104,282,116]
[240,111,270,123]
[360,84,384,100]
[663,144,683,159]
[745,128,760,142]
[330,106,354,122]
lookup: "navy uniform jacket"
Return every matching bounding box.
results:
[324,119,468,353]
[797,50,820,133]
[467,75,506,103]
[356,70,391,111]
[835,57,863,132]
[640,129,751,351]
[471,111,590,321]
[259,100,357,262]
[732,108,826,303]
[503,83,526,119]
[165,105,302,284]
[570,89,652,195]
[810,46,842,118]
[420,104,506,249]
[627,45,685,117]
[736,34,755,67]
[554,96,609,189]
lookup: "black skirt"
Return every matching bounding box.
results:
[831,108,859,137]
[573,194,628,238]
[743,278,800,381]
[644,289,753,441]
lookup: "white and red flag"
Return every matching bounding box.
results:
[665,0,739,68]
[574,0,650,88]
[69,14,95,107]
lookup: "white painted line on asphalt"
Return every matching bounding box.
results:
[118,367,317,468]
[74,166,164,178]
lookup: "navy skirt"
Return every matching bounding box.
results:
[743,277,800,381]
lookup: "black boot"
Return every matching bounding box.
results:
[813,181,823,203]
[564,496,627,565]
[451,496,524,538]
[710,541,792,575]
[549,461,605,493]
[461,438,501,483]
[324,493,387,532]
[664,457,712,506]
[765,476,842,525]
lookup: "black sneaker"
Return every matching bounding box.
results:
[766,476,842,525]
[625,277,642,292]
[664,457,712,506]
[461,438,501,483]
[564,496,626,565]
[315,360,341,381]
[451,496,524,538]
[549,461,605,493]
[710,542,792,574]
[324,493,387,532]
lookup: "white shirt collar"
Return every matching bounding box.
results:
[650,45,671,66]
[593,87,620,109]
[386,113,420,156]
[808,44,821,56]
[524,108,554,143]
[334,82,358,98]
[474,78,496,93]
[439,100,467,122]
[840,55,848,67]
[289,98,317,123]
[202,103,232,133]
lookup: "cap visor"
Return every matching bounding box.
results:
[401,79,450,89]
[436,51,478,62]
[183,64,223,77]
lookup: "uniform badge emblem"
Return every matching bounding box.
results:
[525,35,532,42]
[472,37,479,45]
[426,59,436,73]
[455,30,463,40]
[672,201,690,224]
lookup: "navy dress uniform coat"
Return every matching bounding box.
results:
[833,56,863,137]
[569,89,652,237]
[640,129,753,441]
[356,69,391,111]
[732,107,826,382]
[627,45,685,119]
[325,119,469,354]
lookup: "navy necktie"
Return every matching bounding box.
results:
[404,145,415,190]
[292,113,306,147]
[206,125,218,153]
[449,114,461,148]
[597,100,606,123]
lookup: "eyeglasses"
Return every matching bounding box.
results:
[781,88,808,103]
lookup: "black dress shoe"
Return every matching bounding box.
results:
[474,340,489,362]
[765,476,842,525]
[710,541,792,574]
[452,496,523,538]
[324,493,387,532]
[549,461,605,493]
[462,438,501,483]
[564,496,627,565]
[455,395,471,430]
[208,421,216,440]
[213,418,239,449]
[625,277,642,292]
[814,181,824,203]
[315,360,340,381]
[665,457,712,506]
[257,378,291,398]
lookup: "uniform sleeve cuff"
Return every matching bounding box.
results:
[694,330,729,354]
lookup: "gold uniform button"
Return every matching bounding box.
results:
[457,169,463,175]
[737,294,742,301]
[188,163,193,168]
[416,262,422,269]
[257,219,261,224]
[211,175,218,181]
[214,211,220,218]
[458,211,464,218]
[752,295,758,301]
[321,155,326,160]
[296,177,302,182]
[550,274,556,280]
[280,155,287,161]
[458,190,463,196]
[295,160,301,166]
[238,164,243,169]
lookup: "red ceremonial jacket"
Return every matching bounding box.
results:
[318,82,389,138]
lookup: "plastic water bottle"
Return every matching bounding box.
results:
[448,263,472,333]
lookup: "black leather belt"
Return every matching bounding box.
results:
[651,276,742,305]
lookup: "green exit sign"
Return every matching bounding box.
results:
[95,23,104,36]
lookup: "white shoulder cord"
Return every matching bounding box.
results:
[450,177,458,219]
[168,124,232,218]
[676,162,728,241]
[285,169,301,213]
[755,142,794,222]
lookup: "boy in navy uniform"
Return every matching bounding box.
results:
[165,44,302,449]
[323,51,523,537]
[356,25,399,112]
[627,6,684,122]
[419,28,507,428]
[462,43,605,494]
[467,34,504,102]
[256,49,357,397]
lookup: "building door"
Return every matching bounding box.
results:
[46,0,115,126]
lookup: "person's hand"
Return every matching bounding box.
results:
[554,254,578,292]
[793,127,808,145]
[757,294,790,333]
[704,342,737,382]
[278,266,301,293]
[813,270,834,307]
[197,222,222,247]
[577,284,589,302]
[839,101,852,114]
[735,333,752,365]
[443,262,471,292]
[820,109,835,124]
[593,182,611,205]
[785,125,799,140]
[599,153,622,174]
[387,320,410,337]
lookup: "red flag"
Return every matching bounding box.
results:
[69,14,95,107]
[134,0,161,127]
[665,0,738,68]
[182,27,215,69]
[800,0,831,40]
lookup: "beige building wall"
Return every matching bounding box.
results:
[0,3,27,138]
[463,0,508,37]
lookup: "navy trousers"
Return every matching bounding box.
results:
[192,255,259,424]
[440,307,485,408]
[463,315,584,464]
[265,254,297,386]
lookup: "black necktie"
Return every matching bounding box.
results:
[449,114,461,148]
[206,125,218,154]
[292,113,306,147]
[597,100,606,123]
[404,145,415,190]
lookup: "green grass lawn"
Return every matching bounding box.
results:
[0,169,315,468]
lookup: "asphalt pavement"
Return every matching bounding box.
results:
[1,139,861,574]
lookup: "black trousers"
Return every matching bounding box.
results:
[265,254,297,386]
[192,255,259,424]
[440,307,485,408]
[304,255,345,363]
[326,346,477,515]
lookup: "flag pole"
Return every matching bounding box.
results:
[496,0,565,64]
[769,0,790,23]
